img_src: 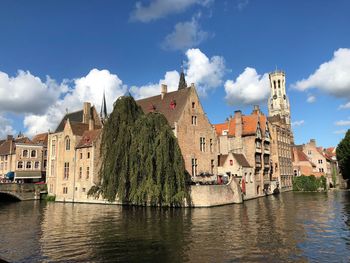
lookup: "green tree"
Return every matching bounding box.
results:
[336,129,350,180]
[88,96,190,206]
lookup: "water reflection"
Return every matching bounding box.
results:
[1,191,350,262]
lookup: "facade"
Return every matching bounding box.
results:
[217,152,255,199]
[268,115,294,191]
[267,70,294,191]
[46,102,103,202]
[0,134,47,183]
[214,105,273,197]
[136,74,218,183]
[292,146,317,176]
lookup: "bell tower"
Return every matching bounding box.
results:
[268,70,291,127]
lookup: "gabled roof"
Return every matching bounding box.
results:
[76,129,102,149]
[218,153,252,168]
[0,136,32,155]
[293,146,309,162]
[0,140,5,146]
[136,87,192,128]
[55,109,84,133]
[70,122,89,136]
[232,153,252,167]
[32,133,48,146]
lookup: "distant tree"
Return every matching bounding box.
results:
[336,129,350,180]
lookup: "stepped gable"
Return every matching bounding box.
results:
[136,87,191,128]
[76,129,102,149]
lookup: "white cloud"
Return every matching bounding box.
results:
[224,67,269,106]
[130,0,212,22]
[334,129,347,135]
[292,48,350,98]
[131,48,226,98]
[339,102,350,109]
[0,70,62,115]
[0,115,16,138]
[307,94,316,103]
[162,16,208,51]
[23,69,126,136]
[292,120,305,127]
[335,119,350,126]
[237,0,249,11]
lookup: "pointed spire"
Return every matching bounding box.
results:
[178,62,187,90]
[100,91,108,123]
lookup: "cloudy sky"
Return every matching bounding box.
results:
[0,0,349,147]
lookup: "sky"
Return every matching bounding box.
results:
[0,0,350,148]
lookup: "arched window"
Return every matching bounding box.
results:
[31,150,36,158]
[17,161,23,169]
[65,136,70,151]
[278,79,281,88]
[23,150,28,157]
[273,80,276,89]
[34,161,40,169]
[26,161,32,169]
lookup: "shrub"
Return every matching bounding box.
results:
[293,175,327,192]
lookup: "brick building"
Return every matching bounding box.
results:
[214,105,272,197]
[137,73,218,183]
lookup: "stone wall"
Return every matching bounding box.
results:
[189,178,243,207]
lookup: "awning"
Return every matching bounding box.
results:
[5,171,14,180]
[15,171,42,179]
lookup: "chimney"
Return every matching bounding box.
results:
[309,139,316,147]
[161,84,167,100]
[89,119,94,131]
[83,102,91,124]
[234,110,242,138]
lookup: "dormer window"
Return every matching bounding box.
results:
[222,130,228,135]
[170,100,176,109]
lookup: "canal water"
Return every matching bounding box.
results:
[1,191,350,263]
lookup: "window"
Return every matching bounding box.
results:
[65,136,70,151]
[86,166,90,179]
[191,116,197,125]
[191,158,197,176]
[308,150,312,155]
[44,150,47,157]
[17,161,23,169]
[278,79,281,88]
[80,152,83,159]
[319,168,324,173]
[192,102,195,108]
[63,187,68,194]
[210,139,213,153]
[51,141,56,157]
[82,188,86,193]
[23,150,28,157]
[26,161,32,169]
[34,161,40,169]
[31,150,36,158]
[44,160,47,169]
[222,130,228,136]
[64,162,69,179]
[273,80,276,89]
[255,154,261,164]
[318,159,323,164]
[79,167,82,179]
[87,152,90,159]
[51,161,55,177]
[200,137,206,152]
[211,159,214,174]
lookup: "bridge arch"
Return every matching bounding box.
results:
[0,191,22,201]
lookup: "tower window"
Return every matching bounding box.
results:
[278,80,281,88]
[273,81,276,89]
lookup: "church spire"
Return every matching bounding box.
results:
[178,63,187,90]
[100,91,108,123]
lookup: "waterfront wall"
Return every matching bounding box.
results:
[0,183,47,201]
[189,178,243,207]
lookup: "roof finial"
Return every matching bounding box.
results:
[178,61,187,90]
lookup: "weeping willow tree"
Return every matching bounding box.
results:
[88,96,190,206]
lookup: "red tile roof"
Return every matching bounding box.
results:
[214,111,267,137]
[70,122,89,136]
[32,133,48,146]
[76,129,102,148]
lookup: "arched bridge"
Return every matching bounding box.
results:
[0,183,47,201]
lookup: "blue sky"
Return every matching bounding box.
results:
[0,0,350,148]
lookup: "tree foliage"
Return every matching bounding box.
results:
[88,96,190,206]
[336,129,350,180]
[293,175,327,191]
